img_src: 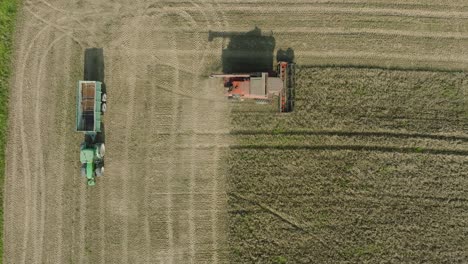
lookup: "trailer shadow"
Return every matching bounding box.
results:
[83,48,106,144]
[209,27,276,73]
[96,122,105,143]
[84,48,106,93]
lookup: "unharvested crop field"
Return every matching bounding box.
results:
[228,68,468,263]
[3,0,468,263]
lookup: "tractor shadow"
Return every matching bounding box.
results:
[83,48,106,144]
[209,26,276,73]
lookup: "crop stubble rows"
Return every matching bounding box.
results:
[5,0,230,263]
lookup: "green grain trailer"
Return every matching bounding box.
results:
[76,80,107,186]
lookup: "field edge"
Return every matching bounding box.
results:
[0,0,18,262]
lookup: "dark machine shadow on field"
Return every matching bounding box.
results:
[83,48,106,144]
[84,48,106,94]
[209,26,276,73]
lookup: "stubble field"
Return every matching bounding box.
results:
[3,0,468,263]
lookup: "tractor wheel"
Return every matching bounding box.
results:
[97,143,105,158]
[81,166,86,177]
[95,166,104,176]
[101,93,107,102]
[101,102,107,114]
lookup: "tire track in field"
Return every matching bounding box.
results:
[208,91,223,264]
[142,71,160,264]
[167,2,228,261]
[24,6,87,48]
[182,2,208,261]
[15,24,54,264]
[265,27,468,40]
[150,11,199,262]
[49,37,74,264]
[140,7,204,262]
[37,34,73,264]
[4,19,42,263]
[103,9,176,263]
[133,8,200,261]
[108,11,144,264]
[120,8,159,262]
[76,165,86,263]
[34,0,103,16]
[297,51,468,63]
[98,181,106,264]
[211,0,468,8]
[146,4,228,260]
[196,3,229,262]
[215,5,468,19]
[32,32,68,264]
[161,31,180,264]
[231,144,468,156]
[140,4,468,19]
[26,1,95,36]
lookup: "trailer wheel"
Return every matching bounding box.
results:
[101,93,107,102]
[97,143,105,158]
[101,102,107,114]
[96,166,104,176]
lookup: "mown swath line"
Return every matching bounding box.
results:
[228,192,347,259]
[242,191,468,205]
[299,64,466,73]
[369,192,468,204]
[231,144,468,156]
[230,130,468,142]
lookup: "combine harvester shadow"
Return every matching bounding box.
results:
[209,27,296,112]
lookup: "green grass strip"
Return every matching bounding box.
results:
[0,0,18,261]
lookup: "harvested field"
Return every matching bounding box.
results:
[228,68,468,263]
[5,1,231,263]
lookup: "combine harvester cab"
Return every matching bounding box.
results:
[76,80,106,186]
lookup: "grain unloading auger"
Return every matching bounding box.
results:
[210,61,296,112]
[76,81,106,186]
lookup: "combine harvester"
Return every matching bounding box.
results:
[76,80,106,186]
[210,61,296,112]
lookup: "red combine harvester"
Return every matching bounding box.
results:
[210,61,295,112]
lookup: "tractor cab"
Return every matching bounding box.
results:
[80,143,105,186]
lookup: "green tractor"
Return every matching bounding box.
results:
[76,80,106,186]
